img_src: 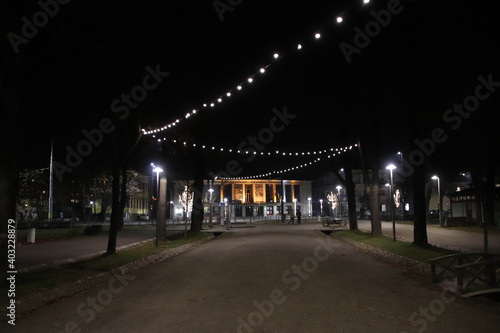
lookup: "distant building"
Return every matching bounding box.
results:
[170,179,313,221]
[447,187,500,227]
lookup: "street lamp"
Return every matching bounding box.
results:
[319,199,323,216]
[153,166,163,246]
[224,198,230,229]
[208,188,214,228]
[386,164,397,241]
[432,175,441,227]
[308,197,311,218]
[293,198,297,220]
[397,151,403,162]
[336,185,342,218]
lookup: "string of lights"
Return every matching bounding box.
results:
[154,138,357,158]
[142,0,373,135]
[218,146,357,180]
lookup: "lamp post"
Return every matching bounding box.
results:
[208,187,214,228]
[336,185,342,218]
[153,166,163,246]
[432,175,441,227]
[386,164,397,241]
[308,197,311,218]
[319,199,323,216]
[224,198,228,228]
[293,198,297,220]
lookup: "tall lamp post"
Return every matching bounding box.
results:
[432,175,441,227]
[307,197,311,218]
[336,185,342,218]
[386,164,397,241]
[319,199,323,217]
[153,166,163,246]
[208,188,214,228]
[224,198,228,228]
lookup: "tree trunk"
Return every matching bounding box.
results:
[369,168,382,236]
[157,173,167,241]
[413,166,428,246]
[344,168,358,230]
[107,160,121,254]
[190,175,204,232]
[118,168,128,230]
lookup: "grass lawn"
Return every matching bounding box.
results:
[15,224,156,244]
[334,229,458,264]
[5,231,212,299]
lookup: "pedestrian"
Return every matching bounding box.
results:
[288,212,295,225]
[296,209,302,224]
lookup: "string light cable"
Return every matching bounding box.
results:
[153,138,357,158]
[141,0,373,135]
[217,145,358,180]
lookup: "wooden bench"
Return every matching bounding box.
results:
[429,253,500,292]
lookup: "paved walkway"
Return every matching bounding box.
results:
[4,229,500,332]
[15,219,500,271]
[357,220,500,254]
[16,227,181,270]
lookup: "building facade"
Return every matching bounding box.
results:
[171,179,313,221]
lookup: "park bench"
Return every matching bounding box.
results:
[429,252,500,292]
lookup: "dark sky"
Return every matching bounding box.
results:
[6,0,499,179]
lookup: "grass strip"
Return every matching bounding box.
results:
[334,229,458,264]
[16,224,157,242]
[5,231,211,299]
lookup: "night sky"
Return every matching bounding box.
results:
[4,0,499,180]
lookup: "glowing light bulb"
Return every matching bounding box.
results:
[337,16,343,23]
[273,53,279,59]
[260,68,265,73]
[315,33,321,39]
[297,44,302,50]
[248,78,253,83]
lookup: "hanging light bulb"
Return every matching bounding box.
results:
[315,33,321,39]
[337,16,343,23]
[297,44,302,50]
[248,78,253,83]
[260,68,266,73]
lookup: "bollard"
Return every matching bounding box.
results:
[27,228,36,244]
